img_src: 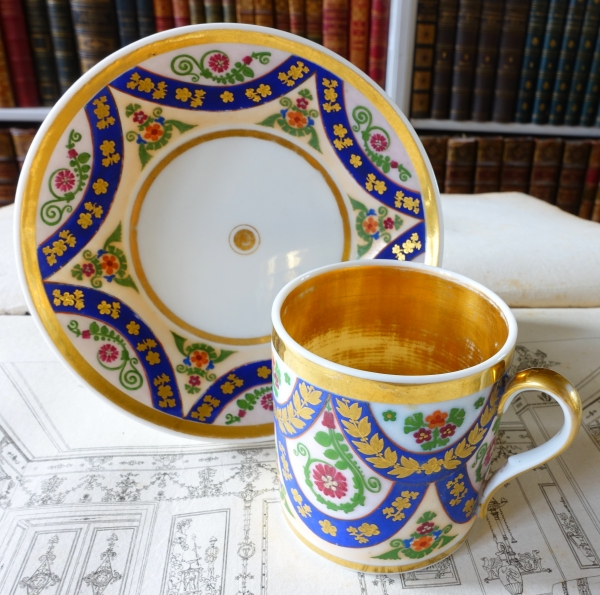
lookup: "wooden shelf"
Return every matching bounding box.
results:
[0,108,51,122]
[410,118,600,138]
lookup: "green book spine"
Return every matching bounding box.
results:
[189,0,206,23]
[565,0,600,124]
[514,0,550,122]
[580,27,600,124]
[204,0,224,22]
[23,0,59,105]
[46,0,80,94]
[531,0,569,123]
[135,0,155,36]
[548,0,587,124]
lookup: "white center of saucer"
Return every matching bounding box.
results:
[134,132,347,343]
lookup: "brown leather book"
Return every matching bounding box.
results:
[349,0,370,72]
[555,140,592,214]
[289,0,305,35]
[254,0,274,25]
[410,0,438,118]
[471,0,504,121]
[431,0,459,119]
[274,0,290,29]
[10,127,36,170]
[528,138,564,203]
[0,129,17,206]
[579,141,600,219]
[323,0,349,58]
[491,0,533,122]
[449,0,482,120]
[0,29,14,107]
[237,0,254,22]
[172,0,190,25]
[474,137,503,193]
[445,137,477,193]
[499,137,535,192]
[306,0,322,43]
[420,136,448,192]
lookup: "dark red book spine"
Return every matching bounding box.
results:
[153,0,174,30]
[579,141,600,219]
[368,0,390,87]
[323,0,349,59]
[0,0,40,106]
[172,0,190,25]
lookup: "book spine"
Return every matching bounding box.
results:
[445,138,477,193]
[274,0,290,30]
[254,0,273,25]
[499,137,535,192]
[410,0,438,118]
[0,0,40,107]
[323,0,349,58]
[532,0,569,123]
[71,0,120,72]
[473,137,503,193]
[0,129,18,206]
[579,140,600,218]
[306,0,322,42]
[115,0,139,46]
[222,0,236,21]
[420,136,448,192]
[528,137,564,202]
[9,127,36,170]
[514,0,550,123]
[136,0,156,35]
[46,0,80,94]
[470,0,504,121]
[23,0,59,105]
[491,0,532,122]
[236,0,252,21]
[204,0,223,21]
[449,0,481,121]
[580,32,600,125]
[592,185,600,222]
[349,0,370,70]
[0,30,14,107]
[548,0,587,124]
[367,0,390,86]
[289,0,305,34]
[153,0,174,29]
[172,0,191,25]
[430,0,458,119]
[564,0,600,124]
[555,140,591,214]
[189,0,205,22]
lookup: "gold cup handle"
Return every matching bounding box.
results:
[478,368,582,518]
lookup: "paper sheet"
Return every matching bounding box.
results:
[1,310,600,594]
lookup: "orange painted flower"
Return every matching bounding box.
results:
[362,216,378,235]
[425,410,448,428]
[286,110,307,128]
[411,535,434,551]
[100,254,119,275]
[144,123,163,141]
[191,350,209,367]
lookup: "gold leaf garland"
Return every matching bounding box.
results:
[274,382,323,434]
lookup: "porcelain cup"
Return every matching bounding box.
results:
[271,260,581,573]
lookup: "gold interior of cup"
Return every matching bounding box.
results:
[279,265,509,376]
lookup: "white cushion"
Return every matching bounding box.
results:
[441,192,600,307]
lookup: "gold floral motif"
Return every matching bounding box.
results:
[350,154,362,168]
[191,394,221,421]
[319,519,337,536]
[126,321,140,335]
[480,403,495,427]
[382,490,419,521]
[365,173,387,195]
[52,288,84,310]
[190,89,206,108]
[245,84,272,102]
[153,81,167,100]
[278,442,293,481]
[335,398,487,478]
[92,96,115,129]
[137,338,160,366]
[126,72,156,94]
[291,487,312,517]
[99,140,121,167]
[154,374,175,408]
[92,179,108,195]
[463,497,476,517]
[275,382,322,434]
[97,300,120,319]
[322,78,341,113]
[221,373,243,394]
[257,365,270,379]
[175,87,192,102]
[220,91,234,103]
[394,191,420,214]
[278,61,310,87]
[332,124,354,150]
[391,232,422,261]
[347,523,380,544]
[42,230,77,266]
[447,474,467,506]
[77,201,103,229]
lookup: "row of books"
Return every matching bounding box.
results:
[421,136,600,220]
[411,0,600,127]
[0,0,391,109]
[0,127,35,206]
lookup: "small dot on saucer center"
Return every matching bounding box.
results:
[230,225,260,255]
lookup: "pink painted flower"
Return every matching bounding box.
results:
[416,521,435,534]
[68,149,78,159]
[312,463,347,499]
[238,409,247,418]
[322,411,335,429]
[370,134,388,152]
[484,437,497,467]
[414,428,432,444]
[296,97,309,109]
[208,53,229,72]
[261,392,273,410]
[391,160,398,169]
[54,169,76,192]
[133,110,148,124]
[99,343,119,363]
[82,330,91,339]
[439,423,456,439]
[189,375,201,387]
[82,263,95,277]
[383,217,394,230]
[242,55,253,65]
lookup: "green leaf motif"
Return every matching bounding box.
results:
[403,413,425,434]
[323,449,339,460]
[447,407,466,427]
[314,431,332,448]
